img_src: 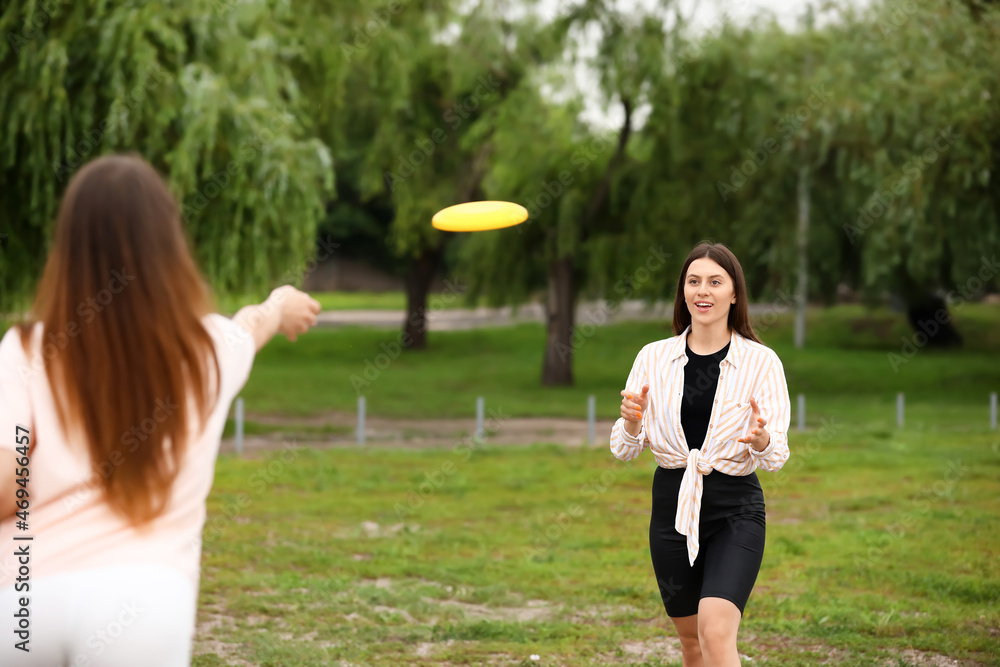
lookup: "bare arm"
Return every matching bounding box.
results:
[232,286,321,352]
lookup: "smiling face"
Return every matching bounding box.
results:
[684,257,737,327]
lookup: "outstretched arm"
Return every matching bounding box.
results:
[233,285,321,352]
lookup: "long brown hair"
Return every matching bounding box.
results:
[672,241,763,344]
[17,154,220,526]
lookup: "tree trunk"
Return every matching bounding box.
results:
[905,292,964,348]
[897,267,963,347]
[403,249,438,350]
[542,257,575,386]
[540,96,630,387]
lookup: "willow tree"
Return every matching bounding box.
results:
[0,0,333,311]
[452,2,666,385]
[344,0,555,349]
[630,0,999,347]
[822,0,1000,344]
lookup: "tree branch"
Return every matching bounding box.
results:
[581,95,633,235]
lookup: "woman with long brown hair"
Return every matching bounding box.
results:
[610,241,791,667]
[0,154,321,666]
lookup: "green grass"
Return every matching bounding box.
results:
[235,304,1000,426]
[212,290,494,315]
[190,304,1000,664]
[194,425,1000,665]
[213,290,408,314]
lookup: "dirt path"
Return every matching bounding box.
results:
[220,410,619,456]
[315,300,780,330]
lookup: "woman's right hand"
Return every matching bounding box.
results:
[620,383,650,423]
[269,285,321,342]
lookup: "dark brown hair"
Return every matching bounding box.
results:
[17,154,220,526]
[672,241,763,344]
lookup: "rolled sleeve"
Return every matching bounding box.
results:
[610,344,650,461]
[748,352,790,471]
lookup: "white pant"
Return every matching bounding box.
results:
[0,564,197,667]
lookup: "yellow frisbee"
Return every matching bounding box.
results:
[432,201,529,232]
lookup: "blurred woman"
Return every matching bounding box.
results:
[610,241,791,667]
[0,154,321,666]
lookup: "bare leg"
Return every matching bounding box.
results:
[697,597,742,667]
[670,614,703,667]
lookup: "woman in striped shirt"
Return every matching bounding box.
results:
[611,242,791,667]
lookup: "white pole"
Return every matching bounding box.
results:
[235,397,244,456]
[476,396,485,442]
[794,157,809,350]
[797,393,805,432]
[587,395,596,446]
[897,392,904,428]
[358,396,366,446]
[990,392,997,430]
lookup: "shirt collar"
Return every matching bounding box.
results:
[669,325,743,369]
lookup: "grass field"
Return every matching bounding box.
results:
[191,304,1000,665]
[194,428,1000,666]
[2,300,997,663]
[231,304,1000,427]
[213,290,490,315]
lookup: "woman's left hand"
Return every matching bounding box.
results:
[737,396,770,451]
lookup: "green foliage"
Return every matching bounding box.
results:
[141,304,1000,420]
[0,0,334,309]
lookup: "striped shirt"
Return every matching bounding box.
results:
[610,325,791,565]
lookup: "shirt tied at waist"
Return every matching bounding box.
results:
[661,447,715,566]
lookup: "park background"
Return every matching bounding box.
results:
[1,0,999,665]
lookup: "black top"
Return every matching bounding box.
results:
[680,340,730,450]
[652,337,764,527]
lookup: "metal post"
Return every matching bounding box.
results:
[797,393,805,432]
[358,396,366,446]
[587,395,596,446]
[897,392,904,428]
[476,396,485,442]
[234,397,244,456]
[990,392,997,430]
